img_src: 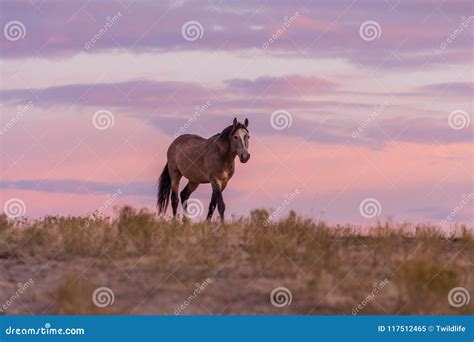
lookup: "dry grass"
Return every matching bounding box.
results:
[0,207,472,315]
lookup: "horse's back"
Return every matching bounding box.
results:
[173,133,206,142]
[169,134,207,153]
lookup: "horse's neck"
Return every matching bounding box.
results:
[216,139,236,163]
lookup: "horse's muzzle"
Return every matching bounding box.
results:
[239,153,250,163]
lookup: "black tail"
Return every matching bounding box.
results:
[157,163,172,215]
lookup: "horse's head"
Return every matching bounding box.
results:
[230,117,250,163]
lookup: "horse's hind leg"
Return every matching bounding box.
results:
[170,171,182,218]
[180,181,199,216]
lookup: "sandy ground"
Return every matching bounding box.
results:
[0,213,472,315]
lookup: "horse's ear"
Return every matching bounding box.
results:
[233,117,237,128]
[244,118,249,128]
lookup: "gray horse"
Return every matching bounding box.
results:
[157,118,250,221]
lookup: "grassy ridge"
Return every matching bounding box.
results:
[0,207,472,315]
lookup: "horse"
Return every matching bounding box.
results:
[157,118,250,222]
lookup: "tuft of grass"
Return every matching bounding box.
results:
[50,275,98,314]
[395,254,461,314]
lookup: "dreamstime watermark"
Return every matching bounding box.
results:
[352,278,390,315]
[181,20,204,41]
[359,20,382,41]
[3,198,26,219]
[84,12,123,50]
[448,110,470,130]
[270,109,292,130]
[85,189,122,227]
[270,287,292,307]
[447,287,470,308]
[183,198,204,219]
[359,198,382,219]
[3,20,26,41]
[5,323,85,336]
[173,100,212,138]
[352,98,392,138]
[92,287,115,307]
[262,189,300,226]
[440,16,473,50]
[174,278,213,315]
[0,278,34,313]
[92,109,115,130]
[441,193,473,227]
[0,101,34,135]
[262,11,300,49]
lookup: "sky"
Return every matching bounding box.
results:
[0,0,472,226]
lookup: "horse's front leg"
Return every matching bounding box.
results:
[207,180,226,222]
[206,189,218,220]
[216,190,225,222]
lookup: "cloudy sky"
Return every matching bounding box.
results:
[0,0,472,225]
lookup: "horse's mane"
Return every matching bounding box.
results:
[219,123,248,141]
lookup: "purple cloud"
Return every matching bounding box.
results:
[0,179,152,196]
[224,75,336,97]
[1,0,472,70]
[1,77,471,147]
[418,82,474,97]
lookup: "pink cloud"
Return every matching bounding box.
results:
[294,16,342,33]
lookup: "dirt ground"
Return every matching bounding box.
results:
[0,209,472,315]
